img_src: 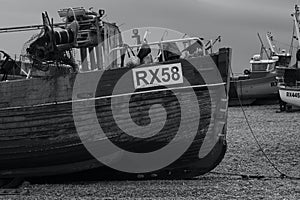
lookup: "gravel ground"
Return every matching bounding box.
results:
[1,105,299,199]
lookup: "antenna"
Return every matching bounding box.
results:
[161,30,168,41]
[143,29,150,43]
[181,33,187,39]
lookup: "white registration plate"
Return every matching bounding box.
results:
[132,63,183,89]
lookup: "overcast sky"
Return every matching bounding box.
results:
[0,0,297,72]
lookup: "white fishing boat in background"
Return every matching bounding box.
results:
[278,68,300,109]
[277,4,300,111]
[229,33,291,106]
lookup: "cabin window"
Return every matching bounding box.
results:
[268,63,275,71]
[276,56,291,67]
[251,63,268,72]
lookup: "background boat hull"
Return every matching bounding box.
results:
[229,73,279,106]
[279,87,300,107]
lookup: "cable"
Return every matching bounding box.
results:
[217,66,300,181]
[273,39,298,51]
[209,171,281,180]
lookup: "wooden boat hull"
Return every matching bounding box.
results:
[229,72,279,106]
[0,48,231,179]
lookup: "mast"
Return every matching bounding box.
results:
[292,5,300,67]
[257,33,270,59]
[292,5,300,48]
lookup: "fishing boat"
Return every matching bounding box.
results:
[0,7,231,187]
[277,5,300,111]
[278,68,300,110]
[229,33,291,106]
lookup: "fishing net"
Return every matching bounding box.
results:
[20,30,46,73]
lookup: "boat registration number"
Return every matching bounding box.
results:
[132,63,183,89]
[286,92,300,98]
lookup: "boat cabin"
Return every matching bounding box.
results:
[274,52,291,67]
[249,54,278,73]
[282,68,300,87]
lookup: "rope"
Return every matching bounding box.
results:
[210,171,280,180]
[214,66,300,180]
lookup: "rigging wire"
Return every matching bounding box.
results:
[273,39,298,51]
[211,66,300,181]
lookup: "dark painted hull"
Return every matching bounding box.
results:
[229,72,279,106]
[0,48,231,179]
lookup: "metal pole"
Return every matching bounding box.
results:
[257,33,270,59]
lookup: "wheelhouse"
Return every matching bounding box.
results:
[249,54,278,72]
